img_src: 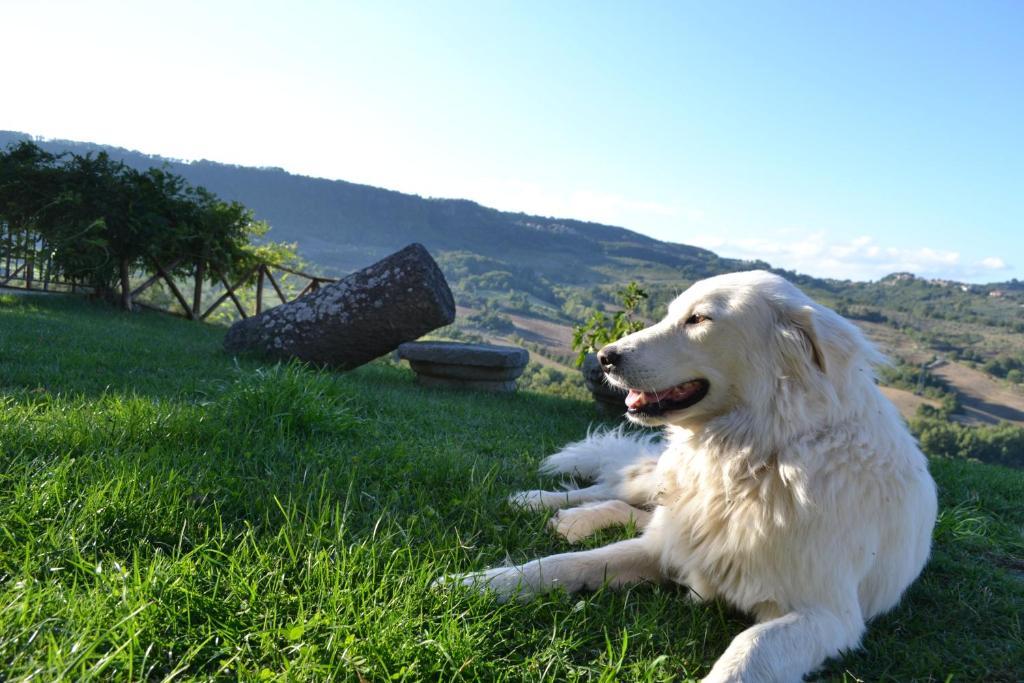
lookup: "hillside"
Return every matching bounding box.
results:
[0,131,756,282]
[4,130,1024,423]
[5,131,1022,310]
[1,292,1022,681]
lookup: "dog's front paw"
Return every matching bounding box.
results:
[507,490,547,511]
[432,567,536,602]
[548,508,594,543]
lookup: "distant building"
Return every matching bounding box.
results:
[881,272,916,285]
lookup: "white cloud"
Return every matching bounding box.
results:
[980,256,1008,270]
[687,232,1012,282]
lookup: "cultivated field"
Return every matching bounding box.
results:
[930,361,1024,425]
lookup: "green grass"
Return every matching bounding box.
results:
[1,293,1022,682]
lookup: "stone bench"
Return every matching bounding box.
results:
[397,341,529,392]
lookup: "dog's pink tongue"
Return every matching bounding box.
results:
[626,384,701,409]
[625,389,647,409]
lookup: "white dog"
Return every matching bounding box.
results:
[439,270,937,682]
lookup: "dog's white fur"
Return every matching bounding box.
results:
[439,271,937,682]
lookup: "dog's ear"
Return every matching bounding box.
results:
[782,303,864,377]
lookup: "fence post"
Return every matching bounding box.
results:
[2,222,9,278]
[192,261,205,319]
[265,267,287,304]
[25,233,34,290]
[152,259,193,319]
[256,264,265,315]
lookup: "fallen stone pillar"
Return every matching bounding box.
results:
[224,243,455,369]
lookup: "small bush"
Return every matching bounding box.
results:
[910,415,1024,469]
[571,282,649,367]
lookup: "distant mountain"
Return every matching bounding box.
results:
[0,130,758,282]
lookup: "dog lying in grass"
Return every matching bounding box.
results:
[438,270,937,682]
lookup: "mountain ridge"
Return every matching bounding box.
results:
[0,130,756,284]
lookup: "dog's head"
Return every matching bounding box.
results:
[599,270,875,428]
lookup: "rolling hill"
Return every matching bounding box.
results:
[0,130,756,283]
[3,130,1024,427]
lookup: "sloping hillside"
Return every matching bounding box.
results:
[0,130,755,282]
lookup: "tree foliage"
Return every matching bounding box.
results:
[0,141,292,310]
[980,354,1024,382]
[911,414,1024,469]
[466,301,515,334]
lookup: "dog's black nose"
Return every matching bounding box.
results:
[597,346,622,370]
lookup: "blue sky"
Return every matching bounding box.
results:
[4,1,1022,282]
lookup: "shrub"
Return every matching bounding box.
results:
[980,355,1024,380]
[516,362,589,401]
[878,359,954,401]
[466,303,515,334]
[910,415,1024,469]
[571,282,649,367]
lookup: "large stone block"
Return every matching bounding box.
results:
[224,243,455,369]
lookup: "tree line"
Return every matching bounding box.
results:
[0,141,292,310]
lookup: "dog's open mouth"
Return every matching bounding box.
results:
[624,379,709,416]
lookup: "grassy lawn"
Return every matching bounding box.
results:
[1,293,1022,682]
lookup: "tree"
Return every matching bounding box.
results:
[0,142,61,275]
[1,141,296,314]
[35,154,251,310]
[42,152,158,308]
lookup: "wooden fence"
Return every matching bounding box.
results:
[0,224,335,319]
[0,226,90,294]
[129,259,337,320]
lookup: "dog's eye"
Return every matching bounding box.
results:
[685,313,710,325]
